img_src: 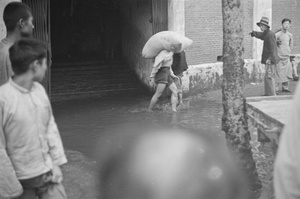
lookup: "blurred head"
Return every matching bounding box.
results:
[97,126,250,199]
[9,38,48,82]
[3,2,34,37]
[281,18,291,31]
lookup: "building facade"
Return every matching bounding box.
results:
[0,0,299,97]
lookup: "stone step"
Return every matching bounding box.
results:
[51,72,135,80]
[51,61,128,71]
[51,82,139,92]
[50,88,144,102]
[50,62,145,101]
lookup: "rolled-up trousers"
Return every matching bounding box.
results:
[16,171,67,199]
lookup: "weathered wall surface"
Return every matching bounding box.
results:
[272,0,300,54]
[184,0,253,65]
[243,0,254,60]
[0,0,20,39]
[181,57,300,95]
[168,0,185,35]
[120,0,153,88]
[181,59,265,95]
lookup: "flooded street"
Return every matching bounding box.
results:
[52,93,274,198]
[52,94,224,159]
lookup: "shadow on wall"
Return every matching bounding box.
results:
[122,21,153,89]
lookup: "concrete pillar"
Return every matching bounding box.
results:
[0,0,21,39]
[252,0,272,60]
[168,0,185,35]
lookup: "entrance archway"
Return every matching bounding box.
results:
[24,0,168,100]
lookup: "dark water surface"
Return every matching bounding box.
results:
[52,93,273,197]
[52,94,224,159]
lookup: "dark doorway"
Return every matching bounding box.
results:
[50,0,122,64]
[22,0,51,94]
[152,0,168,34]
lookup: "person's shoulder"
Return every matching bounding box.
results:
[275,31,281,36]
[287,31,293,37]
[264,29,274,37]
[157,50,169,57]
[0,40,8,52]
[33,82,47,93]
[33,82,50,101]
[0,82,12,92]
[0,83,15,102]
[268,29,276,35]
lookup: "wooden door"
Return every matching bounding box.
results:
[22,0,52,96]
[151,0,168,34]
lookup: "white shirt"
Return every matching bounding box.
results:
[150,50,174,78]
[0,78,67,180]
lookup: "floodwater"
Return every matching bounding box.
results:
[52,92,274,197]
[52,93,224,159]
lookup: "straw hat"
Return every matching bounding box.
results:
[257,17,270,28]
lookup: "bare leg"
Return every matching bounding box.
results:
[168,82,178,112]
[148,83,166,111]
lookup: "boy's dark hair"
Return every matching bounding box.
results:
[282,18,291,24]
[9,38,47,75]
[3,2,32,32]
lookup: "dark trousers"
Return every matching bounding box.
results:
[16,171,67,199]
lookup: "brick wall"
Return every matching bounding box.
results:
[272,0,300,54]
[184,0,254,65]
[243,0,254,60]
[185,0,223,65]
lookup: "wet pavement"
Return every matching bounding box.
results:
[52,80,299,199]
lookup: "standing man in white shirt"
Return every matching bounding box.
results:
[275,18,293,93]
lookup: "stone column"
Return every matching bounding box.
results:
[252,0,272,60]
[168,0,185,35]
[0,0,21,39]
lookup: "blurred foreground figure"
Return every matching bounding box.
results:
[97,126,251,199]
[274,81,300,198]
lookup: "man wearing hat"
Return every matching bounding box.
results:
[250,16,280,96]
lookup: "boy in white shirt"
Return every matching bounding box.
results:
[0,38,67,199]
